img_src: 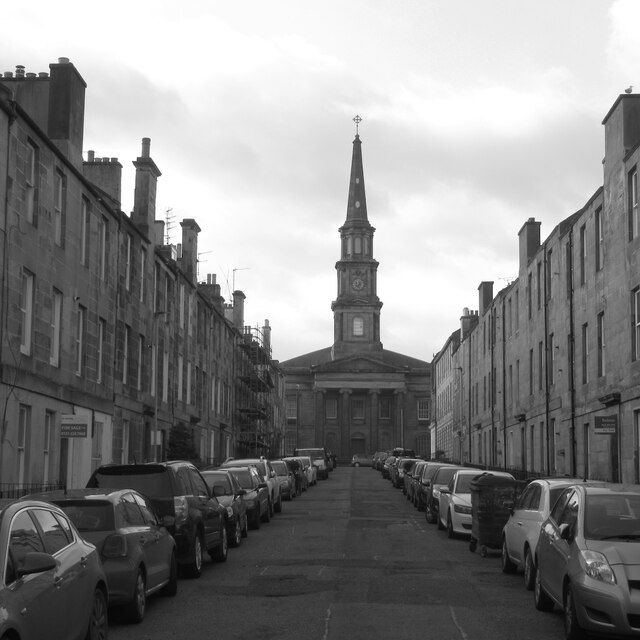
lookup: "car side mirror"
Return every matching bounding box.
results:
[237,489,246,496]
[559,523,572,541]
[162,515,176,528]
[17,552,57,577]
[258,482,268,489]
[440,487,451,494]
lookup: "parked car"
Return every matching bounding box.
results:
[298,456,318,486]
[24,488,177,622]
[534,484,640,639]
[381,455,397,480]
[283,457,309,494]
[406,460,427,504]
[502,477,601,590]
[393,458,420,489]
[201,469,249,547]
[415,462,451,512]
[0,498,109,640]
[351,454,373,467]
[372,451,389,471]
[439,468,502,538]
[270,460,296,500]
[294,447,330,480]
[425,465,464,525]
[392,447,416,458]
[225,465,270,529]
[86,461,228,578]
[220,458,282,514]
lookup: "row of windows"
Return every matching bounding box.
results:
[18,268,232,416]
[286,395,429,421]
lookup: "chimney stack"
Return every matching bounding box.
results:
[47,58,87,169]
[179,219,201,285]
[132,137,162,241]
[83,151,123,208]
[518,217,541,272]
[478,282,494,316]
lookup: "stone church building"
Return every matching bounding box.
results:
[280,128,431,460]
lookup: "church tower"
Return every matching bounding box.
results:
[331,120,383,359]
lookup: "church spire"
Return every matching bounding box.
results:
[345,115,368,223]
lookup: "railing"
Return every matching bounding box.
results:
[0,482,65,500]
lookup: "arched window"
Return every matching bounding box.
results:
[353,316,364,336]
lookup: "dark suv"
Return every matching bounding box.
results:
[86,461,228,578]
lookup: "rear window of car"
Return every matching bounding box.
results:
[89,468,173,498]
[454,474,478,493]
[271,461,287,474]
[56,500,114,532]
[228,468,253,489]
[434,467,459,485]
[203,474,233,496]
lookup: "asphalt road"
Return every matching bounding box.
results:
[108,466,566,640]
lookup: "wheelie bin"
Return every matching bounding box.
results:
[469,471,516,557]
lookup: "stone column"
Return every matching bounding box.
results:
[340,389,352,459]
[314,389,325,446]
[369,389,380,453]
[394,390,406,448]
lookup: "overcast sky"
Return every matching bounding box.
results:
[4,1,639,362]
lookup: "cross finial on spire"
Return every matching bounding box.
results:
[353,114,362,135]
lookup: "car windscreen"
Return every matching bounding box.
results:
[89,469,172,498]
[56,500,115,532]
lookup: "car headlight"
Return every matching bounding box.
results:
[581,550,616,584]
[454,504,472,515]
[226,506,234,519]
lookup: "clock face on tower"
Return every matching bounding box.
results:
[352,277,365,291]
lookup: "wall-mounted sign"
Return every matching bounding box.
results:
[61,414,89,438]
[594,415,618,435]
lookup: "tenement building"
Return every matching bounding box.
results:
[432,92,640,483]
[280,129,431,460]
[0,59,285,492]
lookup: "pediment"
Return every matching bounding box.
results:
[313,353,402,374]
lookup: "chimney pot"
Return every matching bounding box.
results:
[87,150,95,162]
[57,57,70,64]
[15,65,25,77]
[38,72,48,78]
[26,72,36,78]
[141,137,151,158]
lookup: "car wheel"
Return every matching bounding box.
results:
[250,508,261,530]
[210,525,228,562]
[184,532,204,578]
[417,497,425,512]
[534,565,554,612]
[437,511,444,530]
[447,512,455,539]
[523,548,536,590]
[125,568,146,623]
[241,513,249,538]
[230,519,242,548]
[425,506,435,524]
[275,494,282,513]
[85,588,108,640]
[564,584,586,640]
[161,552,178,597]
[268,497,274,517]
[501,539,517,574]
[354,462,360,467]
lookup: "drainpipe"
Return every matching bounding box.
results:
[501,296,507,470]
[543,243,551,474]
[567,229,577,476]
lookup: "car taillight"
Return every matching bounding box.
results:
[174,496,188,527]
[102,534,127,558]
